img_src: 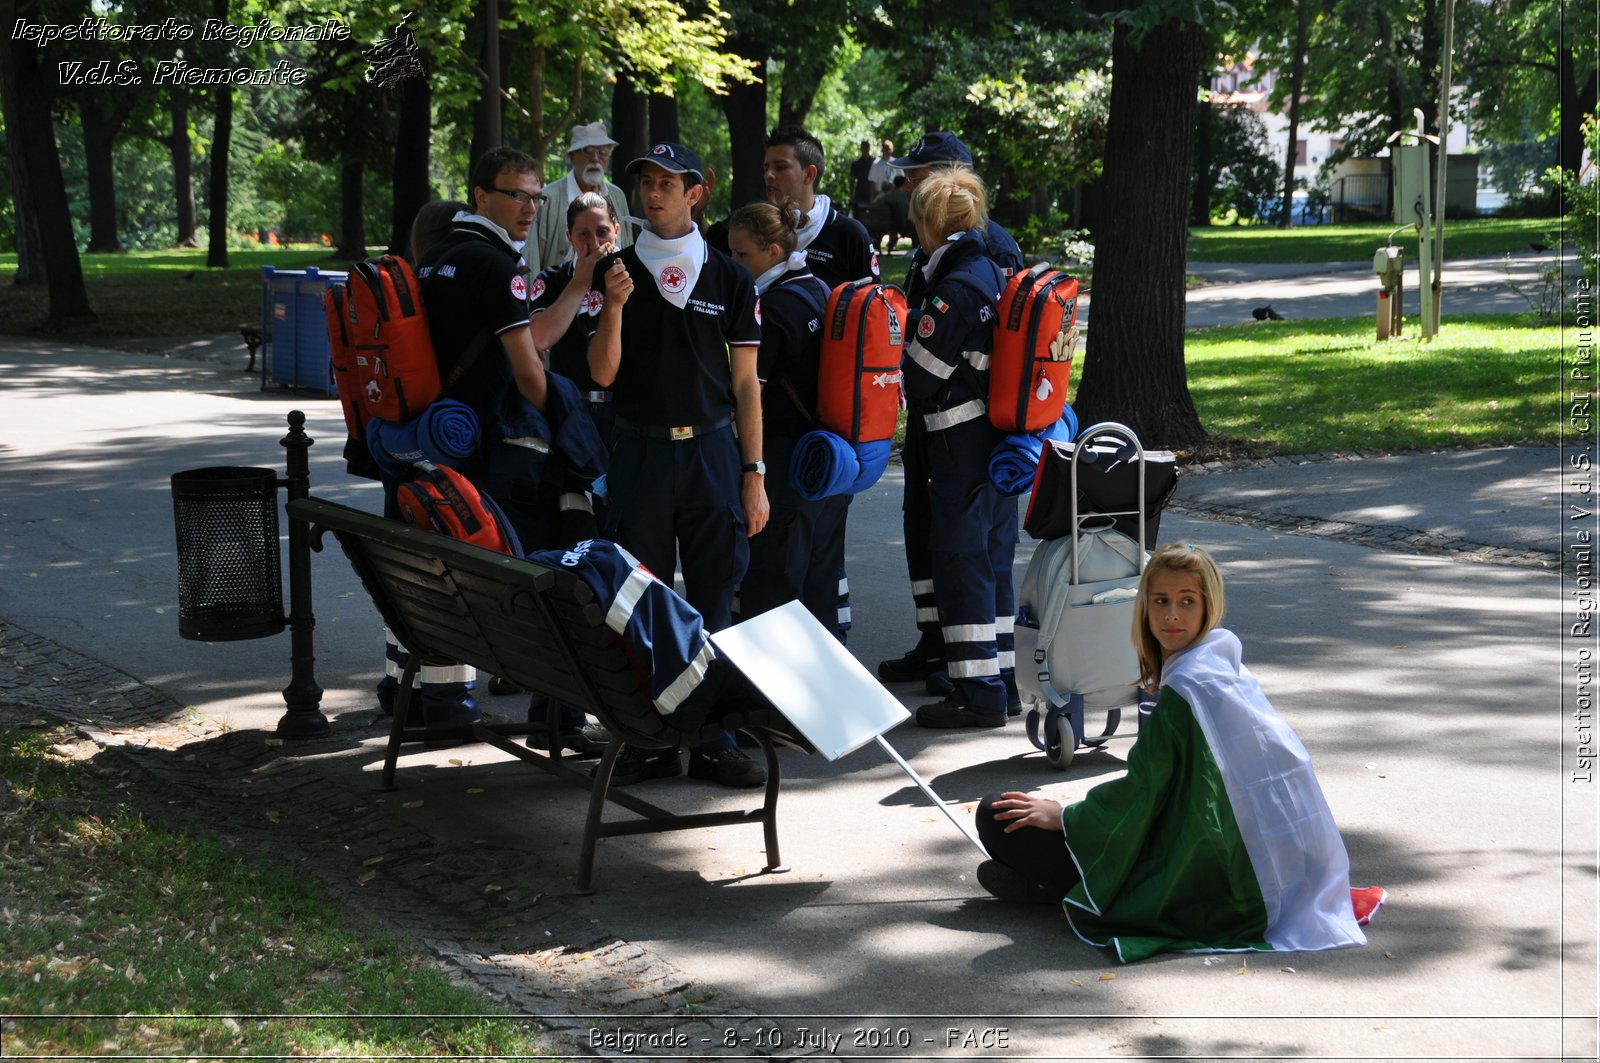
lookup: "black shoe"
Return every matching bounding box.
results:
[878,644,945,682]
[915,697,1006,729]
[525,725,606,758]
[927,673,1019,715]
[687,746,767,789]
[976,859,1057,903]
[488,675,528,696]
[602,747,682,786]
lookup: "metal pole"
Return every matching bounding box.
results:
[1431,0,1456,334]
[277,410,329,738]
[874,736,989,855]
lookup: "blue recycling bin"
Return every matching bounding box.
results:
[261,265,346,395]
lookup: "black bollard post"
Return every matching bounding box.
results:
[277,410,330,738]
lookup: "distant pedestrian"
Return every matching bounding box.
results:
[868,139,900,196]
[848,139,875,218]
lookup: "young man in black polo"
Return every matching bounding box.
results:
[587,141,769,788]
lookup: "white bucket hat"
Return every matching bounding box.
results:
[568,121,619,155]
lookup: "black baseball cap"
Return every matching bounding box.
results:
[625,142,705,184]
[890,132,974,169]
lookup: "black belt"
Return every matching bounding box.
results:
[613,413,733,441]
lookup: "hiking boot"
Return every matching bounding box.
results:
[687,746,767,789]
[602,747,682,786]
[915,696,1006,729]
[976,859,1057,904]
[877,642,945,682]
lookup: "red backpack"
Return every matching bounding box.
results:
[325,255,442,442]
[817,279,908,443]
[988,264,1079,432]
[394,462,522,556]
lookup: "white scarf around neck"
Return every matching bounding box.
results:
[753,250,810,295]
[453,210,516,252]
[921,229,979,281]
[794,194,831,251]
[634,227,706,309]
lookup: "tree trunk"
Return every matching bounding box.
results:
[390,69,432,255]
[203,0,232,266]
[1189,73,1215,227]
[777,54,825,128]
[81,96,131,252]
[1,0,93,318]
[206,83,233,268]
[611,73,647,204]
[1556,46,1596,210]
[1070,18,1208,448]
[471,0,501,161]
[1280,0,1309,227]
[5,94,45,284]
[718,37,769,210]
[334,85,366,261]
[168,94,198,247]
[648,91,680,144]
[529,39,547,163]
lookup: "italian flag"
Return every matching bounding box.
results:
[1062,628,1382,964]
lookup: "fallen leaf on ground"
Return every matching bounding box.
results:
[357,870,376,885]
[402,800,423,809]
[1098,973,1116,981]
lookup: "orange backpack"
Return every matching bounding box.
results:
[325,255,442,441]
[394,461,522,556]
[817,279,908,443]
[988,264,1079,432]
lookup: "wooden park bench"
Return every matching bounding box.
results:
[287,496,815,893]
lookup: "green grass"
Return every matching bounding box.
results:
[0,723,555,1059]
[1188,216,1562,264]
[0,246,347,338]
[1176,314,1564,453]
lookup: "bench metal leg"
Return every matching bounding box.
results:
[381,660,421,790]
[578,740,627,894]
[753,732,786,873]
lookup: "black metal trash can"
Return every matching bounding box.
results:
[171,466,286,641]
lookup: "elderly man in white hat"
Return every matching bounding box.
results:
[524,120,633,274]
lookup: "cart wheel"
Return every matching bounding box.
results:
[1045,715,1076,769]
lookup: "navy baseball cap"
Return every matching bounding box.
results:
[626,142,705,184]
[890,132,973,169]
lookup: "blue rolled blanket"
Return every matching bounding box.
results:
[790,431,894,501]
[366,399,481,480]
[987,407,1079,496]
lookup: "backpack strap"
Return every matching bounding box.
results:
[764,278,831,427]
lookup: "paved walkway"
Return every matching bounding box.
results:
[0,333,1591,1061]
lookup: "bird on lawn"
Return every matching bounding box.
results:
[1252,305,1286,321]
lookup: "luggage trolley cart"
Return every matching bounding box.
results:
[1014,422,1152,768]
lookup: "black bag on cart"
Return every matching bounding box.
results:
[1023,430,1178,544]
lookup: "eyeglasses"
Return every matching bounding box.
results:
[575,146,613,159]
[491,187,546,207]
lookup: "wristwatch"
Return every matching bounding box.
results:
[741,461,766,475]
